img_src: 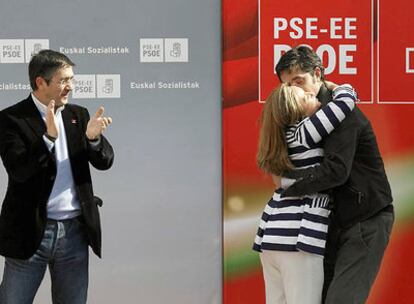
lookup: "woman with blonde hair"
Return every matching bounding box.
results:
[253,82,357,304]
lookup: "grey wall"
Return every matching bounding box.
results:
[0,1,221,303]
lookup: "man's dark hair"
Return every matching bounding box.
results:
[29,49,75,90]
[275,46,325,82]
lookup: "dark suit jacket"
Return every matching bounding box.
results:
[0,95,114,259]
[282,85,393,228]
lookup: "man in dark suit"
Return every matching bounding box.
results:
[0,50,114,304]
[275,46,394,304]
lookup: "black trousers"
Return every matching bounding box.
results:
[323,208,394,304]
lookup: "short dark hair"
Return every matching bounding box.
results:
[29,49,75,90]
[275,46,325,82]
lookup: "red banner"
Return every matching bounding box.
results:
[378,0,414,103]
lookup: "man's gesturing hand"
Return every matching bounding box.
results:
[86,106,113,141]
[46,100,58,139]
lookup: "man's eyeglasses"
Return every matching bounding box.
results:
[48,77,75,87]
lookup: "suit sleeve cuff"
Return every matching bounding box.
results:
[42,135,55,151]
[88,136,102,149]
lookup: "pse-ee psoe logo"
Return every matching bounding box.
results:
[140,38,188,63]
[0,39,49,63]
[72,74,121,99]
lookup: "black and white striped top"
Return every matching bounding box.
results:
[253,84,357,256]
